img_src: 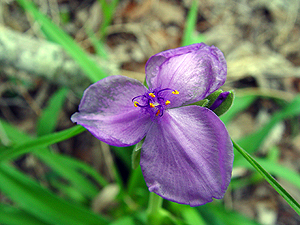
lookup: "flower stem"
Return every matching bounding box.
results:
[147,192,164,224]
[147,192,163,214]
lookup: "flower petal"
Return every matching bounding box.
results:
[145,43,227,107]
[140,105,233,206]
[71,75,152,147]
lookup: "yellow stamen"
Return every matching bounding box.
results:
[155,109,161,116]
[149,93,156,98]
[172,90,179,95]
[149,103,155,108]
[134,101,139,107]
[165,100,171,105]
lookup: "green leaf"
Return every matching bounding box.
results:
[232,139,300,215]
[96,0,119,37]
[199,203,260,225]
[51,152,109,187]
[37,88,68,136]
[234,156,300,191]
[181,0,205,46]
[36,151,99,199]
[0,125,86,162]
[238,95,300,154]
[111,145,133,169]
[0,204,48,225]
[182,207,207,225]
[127,166,147,197]
[109,216,135,225]
[0,119,108,193]
[86,28,109,59]
[16,0,108,82]
[0,163,109,225]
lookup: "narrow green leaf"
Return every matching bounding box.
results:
[232,139,300,215]
[199,203,260,225]
[0,120,108,198]
[109,217,135,225]
[0,163,109,225]
[181,0,204,46]
[182,207,207,225]
[50,178,87,203]
[0,204,48,225]
[35,88,101,197]
[235,157,300,191]
[111,145,133,169]
[86,28,109,59]
[127,166,147,197]
[238,95,300,153]
[36,151,99,198]
[50,152,109,187]
[37,88,68,136]
[16,0,108,82]
[0,119,108,190]
[0,125,86,162]
[97,0,119,37]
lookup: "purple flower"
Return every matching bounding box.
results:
[71,43,233,206]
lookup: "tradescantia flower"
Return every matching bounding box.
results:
[71,43,234,207]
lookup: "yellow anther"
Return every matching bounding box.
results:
[155,109,161,116]
[165,100,171,105]
[134,101,139,107]
[149,103,155,108]
[172,90,179,95]
[149,93,156,98]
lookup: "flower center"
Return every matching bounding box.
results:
[132,88,179,117]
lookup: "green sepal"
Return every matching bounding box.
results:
[189,89,235,117]
[131,139,144,169]
[189,99,209,107]
[205,90,223,108]
[143,78,149,88]
[213,90,235,116]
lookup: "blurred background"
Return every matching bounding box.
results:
[0,0,300,224]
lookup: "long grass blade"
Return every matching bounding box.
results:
[16,0,108,82]
[0,204,48,225]
[0,125,85,162]
[0,163,109,225]
[0,120,108,190]
[237,95,300,153]
[37,88,68,136]
[232,139,300,215]
[181,0,205,46]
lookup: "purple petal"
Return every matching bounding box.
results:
[71,75,152,147]
[145,43,227,107]
[140,105,233,206]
